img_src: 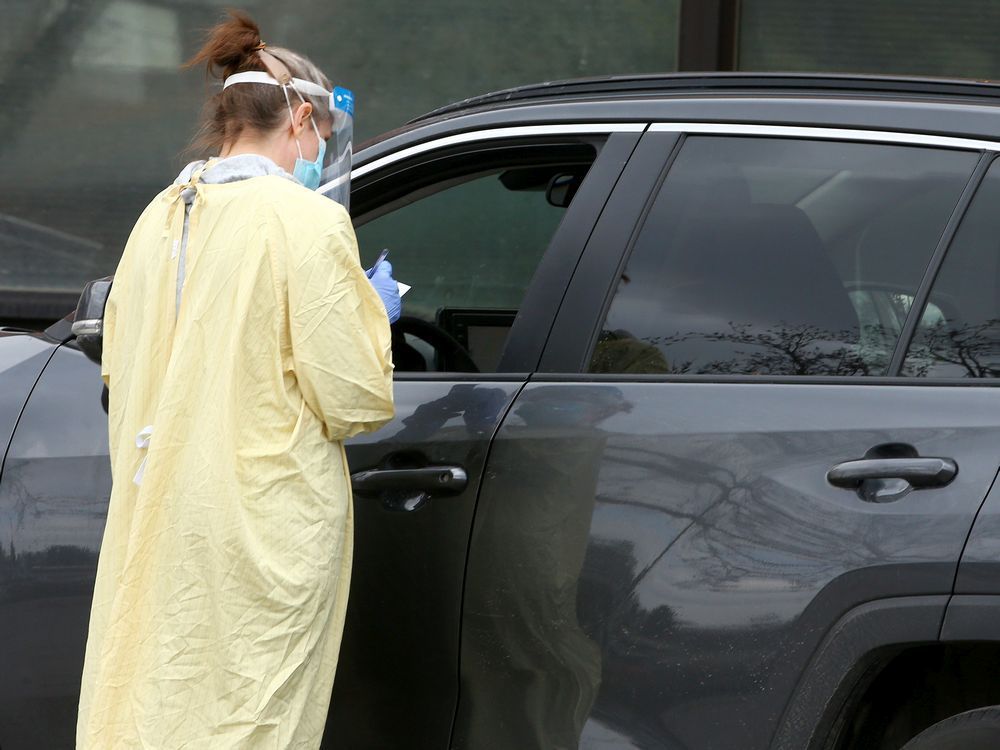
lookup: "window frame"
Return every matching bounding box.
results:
[538,123,1000,384]
[898,153,1000,379]
[348,124,646,380]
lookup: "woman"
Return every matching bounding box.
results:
[76,11,396,749]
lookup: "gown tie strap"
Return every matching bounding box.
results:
[133,424,154,485]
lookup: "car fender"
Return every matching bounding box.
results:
[770,595,949,750]
[0,332,61,483]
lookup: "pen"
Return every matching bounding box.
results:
[367,248,390,279]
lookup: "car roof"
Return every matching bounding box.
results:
[409,72,1000,124]
[355,72,1000,169]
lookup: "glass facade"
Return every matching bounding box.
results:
[0,0,679,320]
[740,0,1000,77]
[9,0,1000,326]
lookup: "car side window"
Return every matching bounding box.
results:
[354,142,599,373]
[588,136,977,376]
[903,158,1000,377]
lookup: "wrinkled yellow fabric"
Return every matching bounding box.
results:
[76,170,394,749]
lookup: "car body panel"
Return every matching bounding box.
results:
[409,74,1000,125]
[324,380,524,749]
[0,342,105,749]
[952,479,1000,594]
[940,595,1000,640]
[456,381,1000,750]
[0,332,60,472]
[357,96,1000,173]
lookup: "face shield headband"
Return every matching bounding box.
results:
[222,70,355,208]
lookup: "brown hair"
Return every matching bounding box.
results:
[184,9,332,153]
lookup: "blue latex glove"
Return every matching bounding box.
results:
[368,259,402,323]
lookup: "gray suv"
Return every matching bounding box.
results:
[5,73,1000,749]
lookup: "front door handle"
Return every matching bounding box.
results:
[827,457,958,490]
[351,466,468,496]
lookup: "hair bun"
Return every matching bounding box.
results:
[183,13,332,156]
[184,9,264,80]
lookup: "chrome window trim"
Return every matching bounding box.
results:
[649,122,1000,151]
[344,121,998,193]
[348,123,648,182]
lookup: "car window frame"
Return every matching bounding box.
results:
[896,153,1000,379]
[538,124,1000,385]
[348,123,646,380]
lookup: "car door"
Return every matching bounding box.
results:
[324,124,642,750]
[454,128,1000,750]
[0,124,643,749]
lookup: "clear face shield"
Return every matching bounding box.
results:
[318,87,354,208]
[221,71,354,209]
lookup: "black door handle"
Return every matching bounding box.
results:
[827,457,958,490]
[351,466,468,496]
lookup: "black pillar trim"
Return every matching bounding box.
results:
[678,0,741,72]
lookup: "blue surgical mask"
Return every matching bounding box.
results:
[283,85,326,191]
[292,119,326,190]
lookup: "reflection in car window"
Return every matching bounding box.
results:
[355,148,596,372]
[903,159,1000,378]
[589,137,977,376]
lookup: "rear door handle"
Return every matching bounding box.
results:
[827,457,958,490]
[351,466,468,496]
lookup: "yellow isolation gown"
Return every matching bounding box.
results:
[76,157,394,749]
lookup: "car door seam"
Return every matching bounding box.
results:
[939,462,1000,639]
[446,377,531,748]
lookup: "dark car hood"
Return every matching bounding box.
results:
[0,331,61,471]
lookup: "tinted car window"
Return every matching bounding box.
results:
[903,158,1000,377]
[355,145,596,372]
[589,136,976,376]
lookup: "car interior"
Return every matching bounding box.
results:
[351,141,599,374]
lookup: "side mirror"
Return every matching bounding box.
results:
[546,173,582,208]
[71,277,113,365]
